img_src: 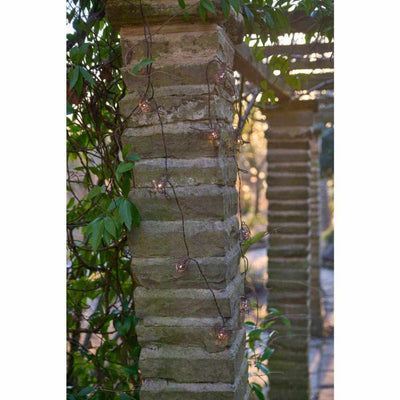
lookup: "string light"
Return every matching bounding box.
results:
[239,296,250,313]
[138,95,151,113]
[152,174,169,195]
[215,68,227,85]
[239,221,251,243]
[236,136,245,146]
[215,324,230,346]
[175,257,191,273]
[209,129,220,140]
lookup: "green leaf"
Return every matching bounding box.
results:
[126,154,140,162]
[120,175,131,198]
[260,347,275,361]
[260,80,268,90]
[119,394,133,400]
[122,143,132,159]
[256,362,271,378]
[264,10,274,27]
[117,162,135,174]
[131,58,155,75]
[104,216,117,238]
[198,4,207,22]
[228,0,240,13]
[252,383,265,400]
[200,0,216,14]
[87,186,103,200]
[243,5,254,24]
[119,199,132,230]
[80,66,95,85]
[69,66,80,90]
[242,231,267,254]
[78,386,95,396]
[220,0,230,17]
[67,102,74,115]
[130,202,140,227]
[268,307,281,316]
[178,0,185,9]
[90,219,105,252]
[183,11,190,22]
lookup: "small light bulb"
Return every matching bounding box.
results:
[215,324,230,346]
[239,222,251,243]
[175,257,191,273]
[152,174,169,195]
[138,95,151,113]
[236,136,244,146]
[239,296,250,313]
[215,69,227,85]
[210,129,220,140]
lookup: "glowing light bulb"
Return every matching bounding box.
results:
[152,174,169,195]
[239,222,251,243]
[138,95,151,113]
[236,137,244,146]
[215,324,230,346]
[175,257,191,273]
[210,129,220,140]
[239,296,249,313]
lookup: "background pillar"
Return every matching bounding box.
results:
[265,102,317,400]
[309,134,324,337]
[106,2,249,399]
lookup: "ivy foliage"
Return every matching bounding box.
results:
[67,1,141,399]
[66,0,333,399]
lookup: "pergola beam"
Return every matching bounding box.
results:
[294,73,334,90]
[265,42,334,56]
[289,58,334,70]
[234,43,292,101]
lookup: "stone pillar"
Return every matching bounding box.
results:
[265,102,317,400]
[106,2,249,399]
[309,134,324,337]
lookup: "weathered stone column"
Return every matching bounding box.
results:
[265,101,317,400]
[309,133,324,337]
[106,2,249,399]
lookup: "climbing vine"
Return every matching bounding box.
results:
[66,0,333,399]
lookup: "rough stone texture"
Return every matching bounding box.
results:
[309,135,324,337]
[105,3,245,398]
[265,105,316,400]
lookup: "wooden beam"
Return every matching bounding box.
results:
[234,43,292,100]
[265,42,334,56]
[293,73,334,91]
[288,58,334,70]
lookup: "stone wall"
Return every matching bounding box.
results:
[309,134,324,337]
[106,2,249,399]
[265,102,317,400]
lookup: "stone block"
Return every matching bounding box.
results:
[129,216,239,257]
[132,245,240,290]
[268,211,309,224]
[134,272,244,318]
[267,187,310,201]
[139,328,246,383]
[130,185,238,221]
[267,199,309,212]
[267,222,310,236]
[267,162,310,174]
[267,149,310,164]
[132,157,237,187]
[136,306,243,352]
[267,173,310,187]
[120,86,234,127]
[140,356,249,400]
